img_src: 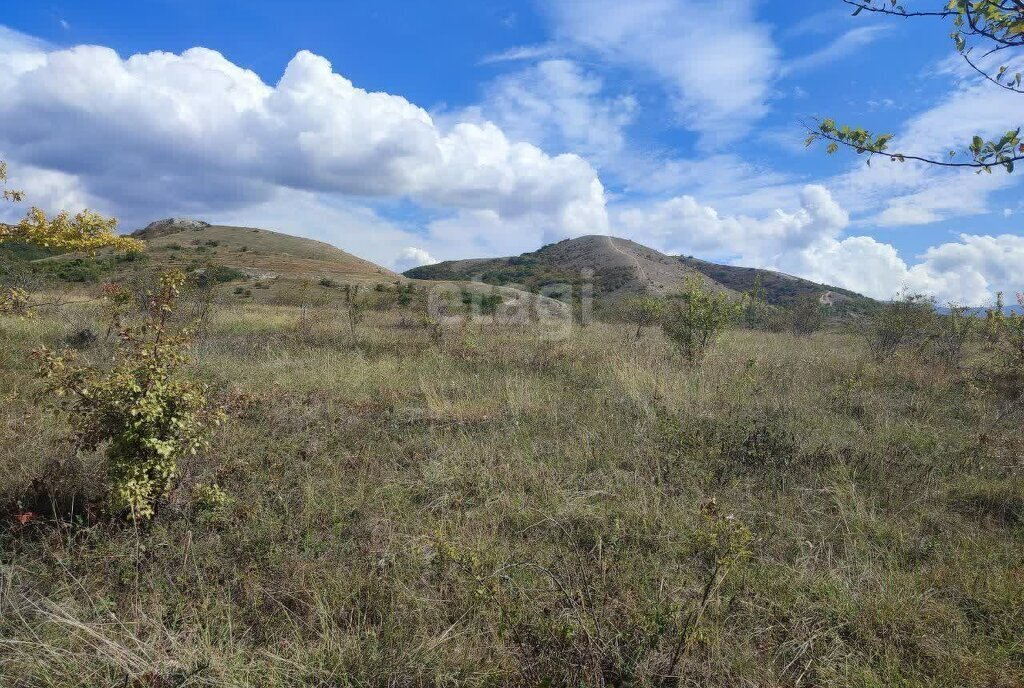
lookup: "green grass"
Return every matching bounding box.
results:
[1,296,1022,686]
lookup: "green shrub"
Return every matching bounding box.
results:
[983,293,1024,398]
[866,291,936,361]
[32,271,224,520]
[618,294,666,339]
[928,304,976,368]
[460,289,503,315]
[33,255,132,283]
[661,277,743,362]
[789,294,826,337]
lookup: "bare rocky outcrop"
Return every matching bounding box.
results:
[132,218,211,239]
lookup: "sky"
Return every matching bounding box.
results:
[0,0,1021,304]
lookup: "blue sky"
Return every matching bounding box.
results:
[0,0,1021,303]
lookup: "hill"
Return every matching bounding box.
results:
[678,256,876,312]
[406,235,732,300]
[132,218,397,281]
[406,234,877,312]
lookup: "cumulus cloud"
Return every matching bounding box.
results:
[0,39,609,239]
[394,247,438,272]
[616,185,849,261]
[542,0,779,147]
[614,184,1022,304]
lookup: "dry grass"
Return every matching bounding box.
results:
[1,298,1022,686]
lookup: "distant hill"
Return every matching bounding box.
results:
[406,235,732,301]
[406,234,877,312]
[132,219,397,281]
[678,256,876,312]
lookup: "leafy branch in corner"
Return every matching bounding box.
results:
[814,1,1023,172]
[805,118,1023,173]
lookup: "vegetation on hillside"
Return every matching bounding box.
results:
[678,256,877,315]
[407,236,875,314]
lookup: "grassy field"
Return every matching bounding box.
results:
[1,289,1022,686]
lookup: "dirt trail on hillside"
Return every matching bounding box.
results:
[606,235,649,284]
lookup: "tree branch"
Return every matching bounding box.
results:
[962,52,1024,92]
[809,128,1024,170]
[963,2,1024,47]
[841,0,955,17]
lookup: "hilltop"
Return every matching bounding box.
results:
[405,234,877,312]
[132,218,397,281]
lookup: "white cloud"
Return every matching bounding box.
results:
[1005,208,1014,218]
[0,25,52,54]
[210,190,422,269]
[542,0,779,147]
[452,59,636,168]
[614,184,1022,304]
[394,247,437,272]
[0,39,609,240]
[782,25,894,76]
[828,53,1023,227]
[616,184,849,261]
[479,43,562,65]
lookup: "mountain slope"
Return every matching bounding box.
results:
[406,235,733,300]
[133,219,397,280]
[406,234,878,311]
[678,256,876,312]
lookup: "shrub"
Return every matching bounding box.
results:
[661,277,742,362]
[32,271,224,520]
[397,283,417,308]
[341,284,366,339]
[789,294,826,337]
[61,328,98,351]
[192,264,245,288]
[865,291,936,362]
[0,286,33,317]
[460,289,503,315]
[35,256,117,283]
[983,292,1024,398]
[928,304,976,368]
[618,294,666,339]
